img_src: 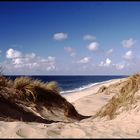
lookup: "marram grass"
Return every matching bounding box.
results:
[95,73,140,119]
[12,77,61,102]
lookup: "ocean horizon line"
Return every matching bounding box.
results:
[4,74,129,77]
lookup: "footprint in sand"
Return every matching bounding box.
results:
[16,127,41,138]
[61,128,86,138]
[47,129,60,137]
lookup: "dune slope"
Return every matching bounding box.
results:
[0,76,90,123]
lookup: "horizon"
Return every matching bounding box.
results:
[0,2,140,75]
[4,74,129,76]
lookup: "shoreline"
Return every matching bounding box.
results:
[60,79,118,94]
[62,78,125,103]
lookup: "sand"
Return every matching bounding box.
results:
[1,77,140,138]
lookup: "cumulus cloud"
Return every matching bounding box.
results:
[6,48,22,59]
[122,38,136,48]
[106,48,113,54]
[83,34,96,41]
[64,47,76,57]
[99,58,112,67]
[12,58,23,65]
[123,50,133,60]
[78,57,91,64]
[88,42,99,51]
[53,33,68,41]
[4,48,56,74]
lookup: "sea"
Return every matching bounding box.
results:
[5,75,128,94]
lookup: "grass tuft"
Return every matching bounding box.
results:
[46,81,61,93]
[12,77,61,102]
[0,76,8,87]
[98,85,107,93]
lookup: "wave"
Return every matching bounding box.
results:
[60,79,114,94]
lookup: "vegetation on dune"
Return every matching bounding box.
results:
[2,65,140,123]
[98,85,107,93]
[13,77,60,93]
[12,77,61,102]
[0,76,8,87]
[95,73,140,119]
[0,73,89,123]
[46,81,61,93]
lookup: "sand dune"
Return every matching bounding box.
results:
[1,74,140,138]
[0,76,89,123]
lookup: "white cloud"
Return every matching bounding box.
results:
[105,58,111,66]
[53,33,68,41]
[4,48,56,74]
[83,34,96,41]
[99,58,112,67]
[88,42,99,51]
[12,58,23,65]
[64,47,76,57]
[78,57,91,64]
[122,38,136,48]
[6,48,22,59]
[106,48,113,54]
[123,50,133,60]
[115,63,125,70]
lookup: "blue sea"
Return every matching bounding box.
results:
[5,75,128,94]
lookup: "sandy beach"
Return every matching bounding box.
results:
[2,77,139,138]
[1,76,140,138]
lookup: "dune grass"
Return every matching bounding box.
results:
[95,73,140,119]
[12,77,61,102]
[0,75,88,122]
[0,76,8,87]
[0,76,61,103]
[97,85,107,93]
[46,81,60,93]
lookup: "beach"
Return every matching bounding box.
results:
[1,77,138,138]
[63,78,121,102]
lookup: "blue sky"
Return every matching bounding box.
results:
[0,2,140,75]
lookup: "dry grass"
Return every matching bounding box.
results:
[46,81,60,93]
[6,79,14,88]
[14,77,32,90]
[12,77,89,120]
[12,77,61,102]
[0,76,62,104]
[13,77,35,101]
[0,76,8,87]
[0,76,89,122]
[95,74,140,119]
[98,85,107,93]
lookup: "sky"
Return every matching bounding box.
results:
[0,1,140,75]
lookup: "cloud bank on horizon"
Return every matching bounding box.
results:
[0,2,140,75]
